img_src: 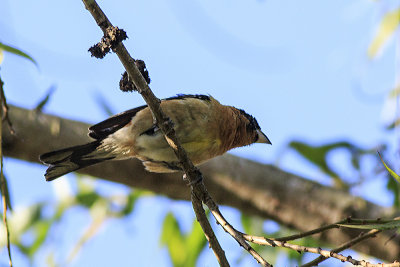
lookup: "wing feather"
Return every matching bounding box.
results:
[88,95,211,140]
[89,105,146,139]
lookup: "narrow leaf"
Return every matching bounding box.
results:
[0,42,37,66]
[378,152,400,183]
[0,49,3,65]
[76,191,101,208]
[160,212,186,266]
[94,92,115,116]
[35,85,56,112]
[368,8,400,58]
[338,220,400,230]
[387,175,400,208]
[0,174,12,210]
[185,218,207,266]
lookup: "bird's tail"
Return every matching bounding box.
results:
[39,141,115,181]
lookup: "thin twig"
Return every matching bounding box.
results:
[209,204,272,266]
[273,221,342,242]
[273,217,393,242]
[191,180,271,266]
[191,192,229,267]
[0,75,12,266]
[301,229,381,267]
[242,231,400,267]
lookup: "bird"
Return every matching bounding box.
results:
[40,94,271,181]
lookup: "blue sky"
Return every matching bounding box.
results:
[1,0,399,266]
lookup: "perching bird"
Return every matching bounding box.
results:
[40,94,271,181]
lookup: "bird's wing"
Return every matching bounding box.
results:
[89,95,211,140]
[89,105,147,139]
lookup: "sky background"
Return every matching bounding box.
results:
[1,0,399,266]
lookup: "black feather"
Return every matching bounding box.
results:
[39,141,114,181]
[237,108,261,131]
[89,105,147,139]
[165,94,211,101]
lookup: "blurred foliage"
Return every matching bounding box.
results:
[93,92,115,117]
[379,152,400,184]
[386,84,400,130]
[387,176,400,208]
[0,177,150,265]
[288,140,378,189]
[368,8,400,58]
[0,174,11,211]
[379,152,400,208]
[0,42,37,66]
[160,212,207,267]
[35,85,56,113]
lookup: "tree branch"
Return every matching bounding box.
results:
[3,104,400,262]
[242,230,399,267]
[301,229,382,267]
[80,0,275,265]
[81,0,234,265]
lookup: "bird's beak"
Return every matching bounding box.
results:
[256,130,271,144]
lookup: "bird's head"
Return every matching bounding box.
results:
[237,108,271,146]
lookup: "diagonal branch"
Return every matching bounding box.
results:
[81,0,228,265]
[301,228,382,267]
[242,231,400,267]
[80,0,269,265]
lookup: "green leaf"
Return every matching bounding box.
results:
[241,214,252,234]
[378,152,400,183]
[289,140,377,188]
[0,42,37,66]
[160,212,186,267]
[289,141,337,175]
[27,220,52,258]
[388,84,400,98]
[76,191,101,208]
[94,92,115,116]
[35,85,56,112]
[338,220,400,230]
[184,218,207,266]
[289,141,355,188]
[0,174,12,210]
[160,212,207,267]
[386,175,400,208]
[240,213,264,236]
[368,8,400,58]
[386,118,400,130]
[115,191,137,217]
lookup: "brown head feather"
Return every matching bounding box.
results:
[217,105,260,153]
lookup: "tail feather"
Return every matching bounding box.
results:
[39,141,114,181]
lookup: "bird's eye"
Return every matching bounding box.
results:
[246,122,256,133]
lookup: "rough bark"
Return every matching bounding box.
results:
[3,104,400,261]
